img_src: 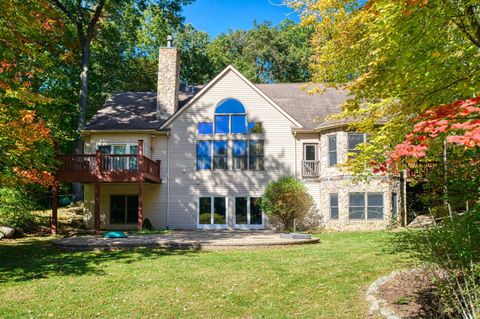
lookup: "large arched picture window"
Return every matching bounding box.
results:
[197,98,262,135]
[196,98,264,171]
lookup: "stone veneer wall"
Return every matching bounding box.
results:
[298,130,402,231]
[157,47,180,118]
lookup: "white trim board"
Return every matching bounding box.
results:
[159,65,303,129]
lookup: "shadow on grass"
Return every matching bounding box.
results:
[0,237,200,283]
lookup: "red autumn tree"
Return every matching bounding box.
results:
[0,0,65,187]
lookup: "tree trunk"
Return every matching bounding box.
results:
[72,43,91,201]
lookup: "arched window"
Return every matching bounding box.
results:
[215,99,247,134]
[197,98,262,135]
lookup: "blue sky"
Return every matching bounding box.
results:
[183,0,300,38]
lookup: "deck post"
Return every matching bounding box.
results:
[51,181,58,235]
[138,139,144,231]
[138,182,144,231]
[94,182,100,234]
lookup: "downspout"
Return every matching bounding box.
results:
[166,132,170,229]
[293,131,297,178]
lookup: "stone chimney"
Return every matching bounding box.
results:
[157,35,180,119]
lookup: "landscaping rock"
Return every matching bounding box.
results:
[408,215,435,228]
[0,226,15,239]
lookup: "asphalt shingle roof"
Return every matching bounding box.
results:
[84,88,202,131]
[84,83,350,131]
[256,83,349,129]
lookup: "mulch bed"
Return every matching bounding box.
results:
[378,268,444,318]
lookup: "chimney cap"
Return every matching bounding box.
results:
[167,35,173,48]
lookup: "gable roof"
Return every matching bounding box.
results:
[83,66,351,132]
[159,65,303,129]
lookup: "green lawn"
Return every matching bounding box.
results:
[0,231,410,319]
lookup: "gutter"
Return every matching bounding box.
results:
[81,129,171,136]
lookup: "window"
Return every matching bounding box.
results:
[235,197,263,226]
[198,197,227,225]
[304,144,317,161]
[392,192,398,220]
[197,99,263,135]
[233,140,248,170]
[328,135,337,166]
[110,195,138,224]
[348,192,384,220]
[198,122,213,135]
[367,193,384,219]
[250,197,263,225]
[235,197,248,224]
[349,193,365,220]
[348,133,366,157]
[330,194,339,220]
[249,140,264,171]
[213,141,228,170]
[97,143,139,171]
[231,115,247,134]
[215,115,229,134]
[197,141,212,170]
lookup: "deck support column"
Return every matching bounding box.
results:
[138,182,144,231]
[94,182,100,234]
[51,181,58,235]
[138,139,144,231]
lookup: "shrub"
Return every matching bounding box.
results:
[261,176,314,231]
[143,218,153,230]
[392,206,480,318]
[0,186,40,232]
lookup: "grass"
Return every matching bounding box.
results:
[0,231,410,318]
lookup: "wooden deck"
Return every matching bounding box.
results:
[51,139,160,235]
[56,153,161,183]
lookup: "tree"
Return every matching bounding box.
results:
[290,0,480,176]
[207,20,313,83]
[175,24,214,86]
[261,176,314,230]
[377,97,480,214]
[0,0,64,187]
[47,0,193,198]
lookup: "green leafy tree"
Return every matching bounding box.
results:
[261,176,314,230]
[208,20,313,83]
[175,24,214,86]
[290,0,480,176]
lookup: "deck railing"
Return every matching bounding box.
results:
[56,152,161,183]
[301,160,320,178]
[406,161,440,180]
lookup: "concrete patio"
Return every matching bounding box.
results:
[52,230,320,251]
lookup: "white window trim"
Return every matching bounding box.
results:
[347,133,368,155]
[196,196,228,230]
[327,134,337,167]
[96,142,139,154]
[196,139,264,171]
[329,193,339,220]
[233,196,265,230]
[348,192,385,221]
[303,143,318,161]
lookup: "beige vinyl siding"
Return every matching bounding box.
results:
[164,69,297,229]
[82,134,169,229]
[295,133,320,179]
[84,133,152,157]
[80,67,402,231]
[83,183,164,229]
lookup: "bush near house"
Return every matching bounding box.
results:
[261,176,314,231]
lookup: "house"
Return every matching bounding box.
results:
[53,39,403,233]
